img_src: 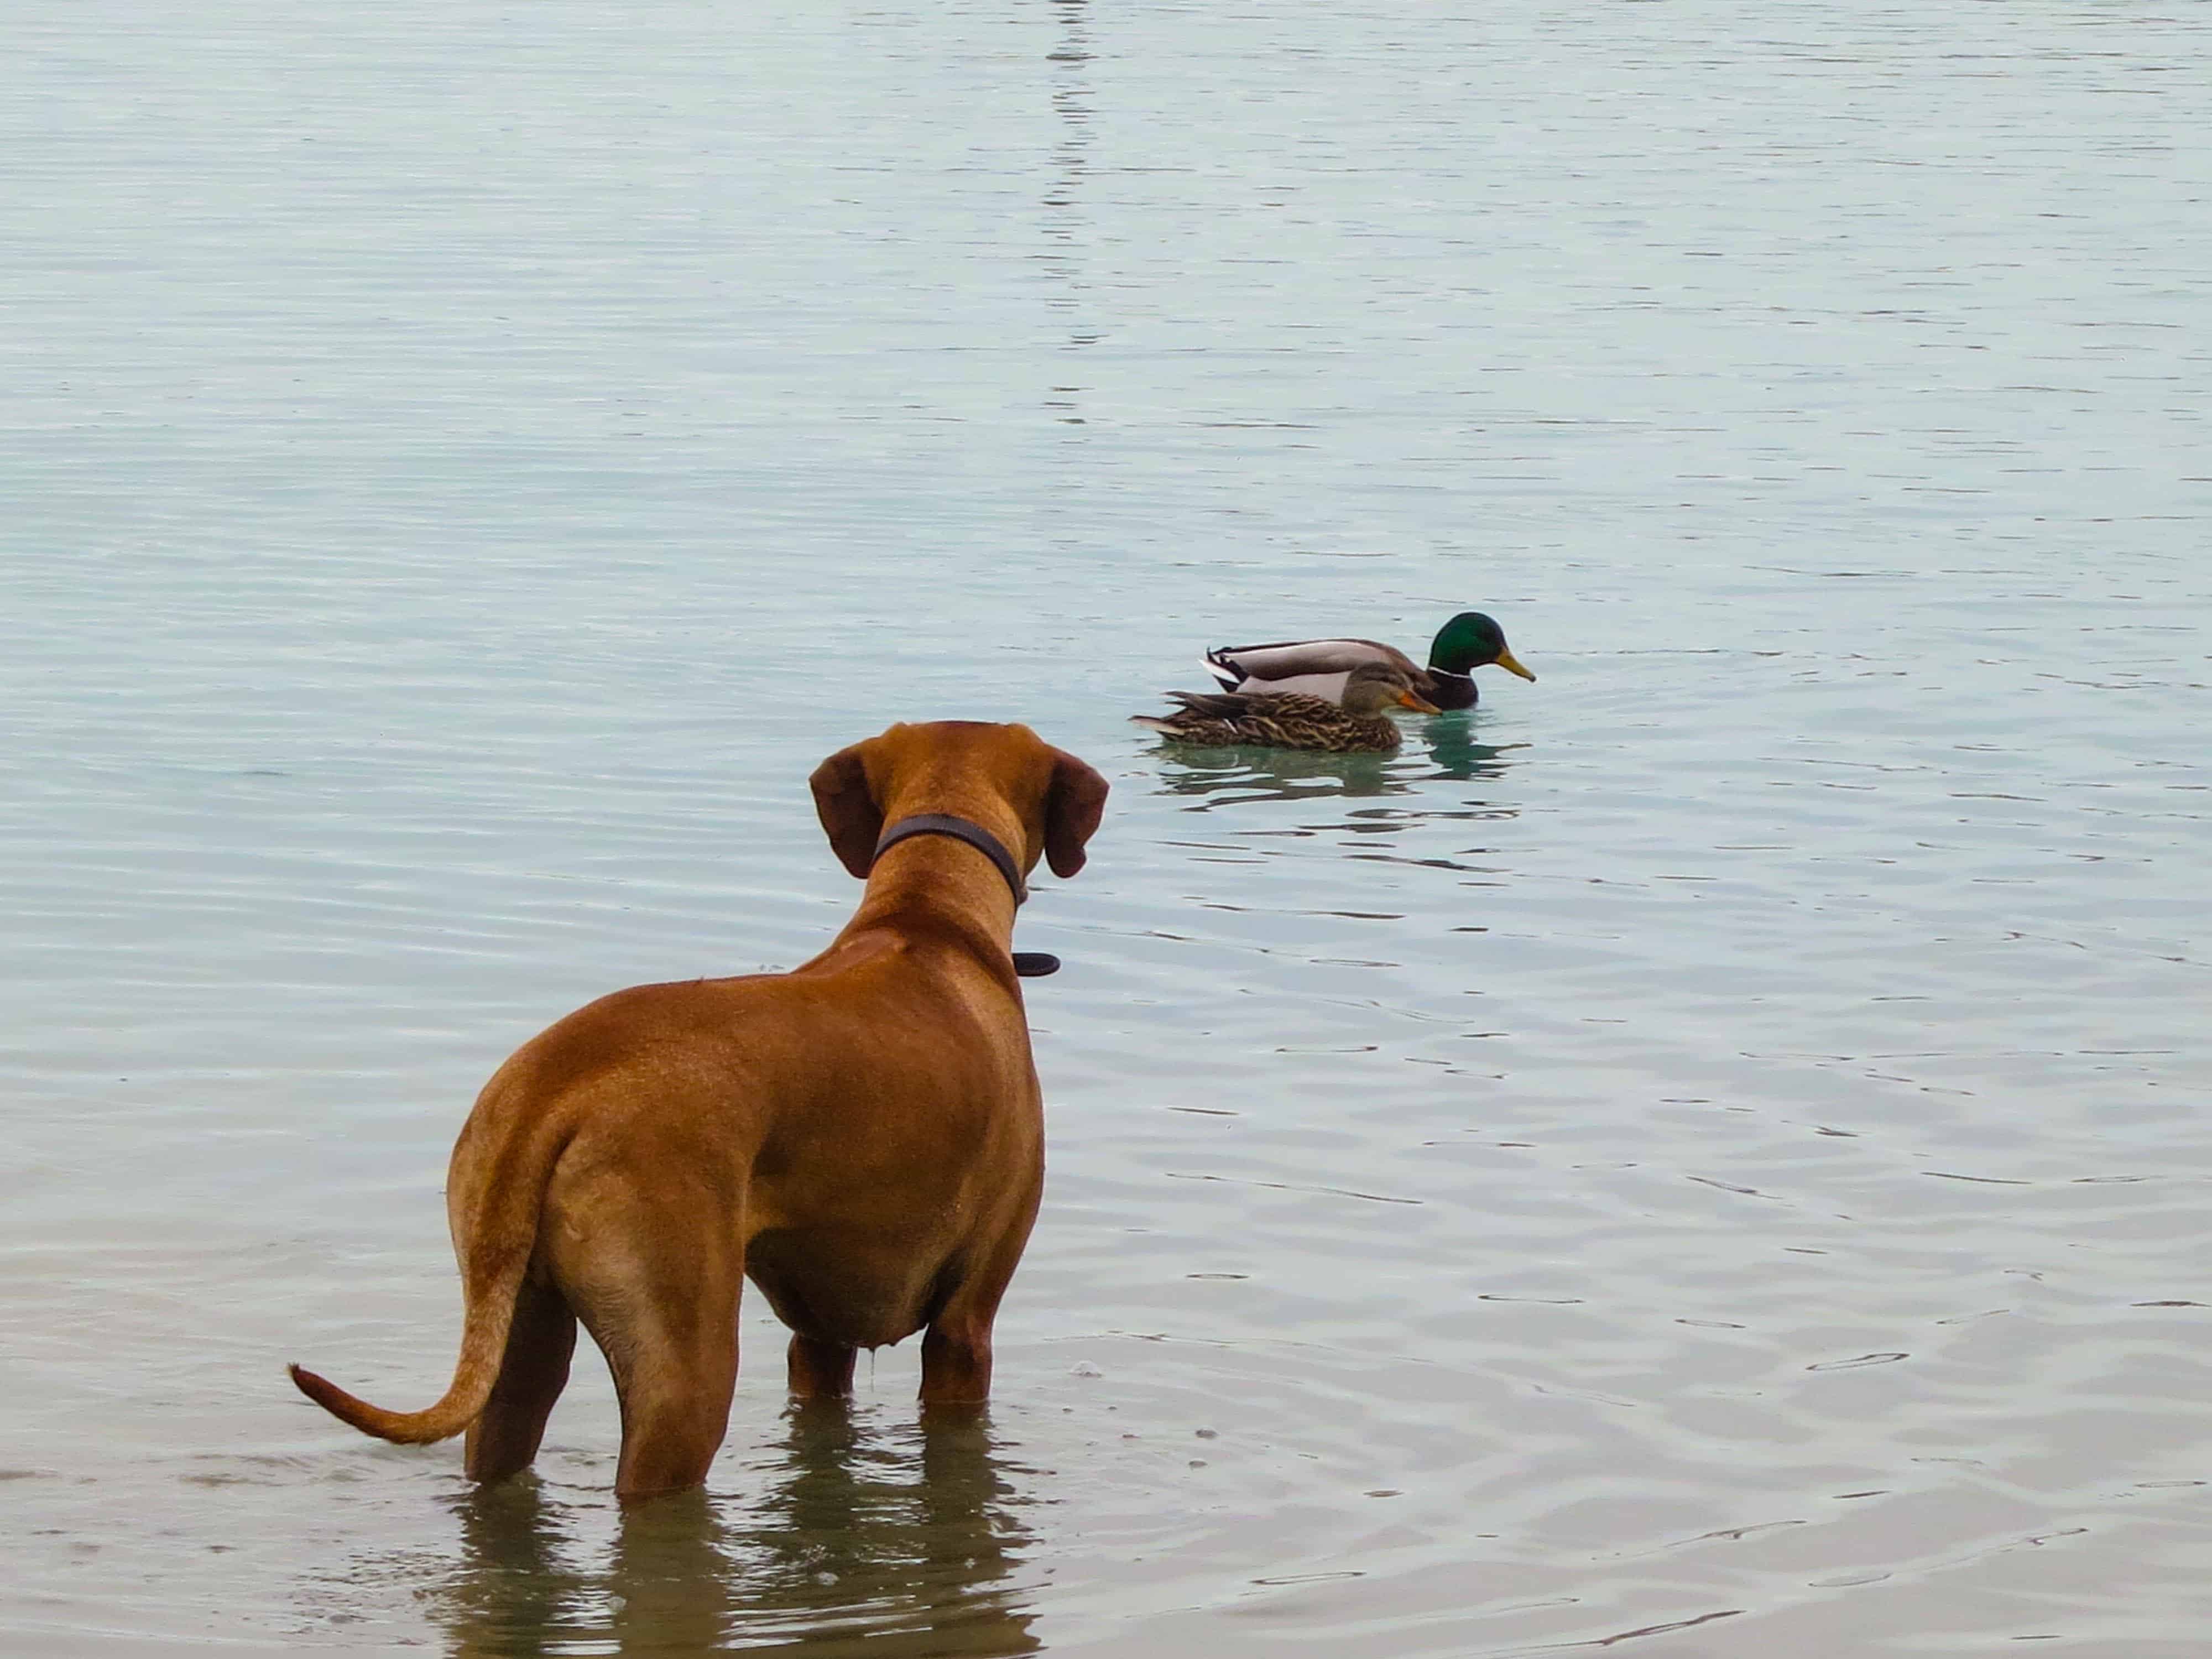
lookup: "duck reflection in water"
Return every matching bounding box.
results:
[433,1402,1039,1657]
[1150,713,1520,807]
[1420,713,1521,784]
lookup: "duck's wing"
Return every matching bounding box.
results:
[1204,637,1416,686]
[1135,688,1380,750]
[1131,691,1252,744]
[1128,691,1256,738]
[1218,668,1356,705]
[1136,688,1342,730]
[1162,689,1260,718]
[1175,690,1348,723]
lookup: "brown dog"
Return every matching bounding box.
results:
[290,721,1108,1501]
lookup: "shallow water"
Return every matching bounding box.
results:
[4,2,2209,1654]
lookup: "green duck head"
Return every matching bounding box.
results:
[1428,611,1535,681]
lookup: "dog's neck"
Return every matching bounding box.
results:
[839,804,1027,962]
[863,817,1063,978]
[871,814,1027,906]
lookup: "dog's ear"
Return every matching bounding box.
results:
[810,741,883,880]
[1043,748,1109,879]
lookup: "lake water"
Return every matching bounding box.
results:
[4,2,2208,1653]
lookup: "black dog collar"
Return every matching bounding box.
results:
[870,815,1060,978]
[873,813,1026,904]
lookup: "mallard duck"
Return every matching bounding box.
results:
[1203,610,1535,709]
[1133,661,1441,753]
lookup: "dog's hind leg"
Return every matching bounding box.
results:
[608,1303,740,1500]
[463,1271,577,1486]
[560,1214,744,1504]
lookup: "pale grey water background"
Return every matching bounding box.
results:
[4,2,2209,1654]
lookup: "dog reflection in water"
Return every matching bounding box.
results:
[431,1405,1040,1657]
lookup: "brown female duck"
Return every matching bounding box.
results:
[1133,661,1441,753]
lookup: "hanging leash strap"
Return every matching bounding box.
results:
[870,813,1061,977]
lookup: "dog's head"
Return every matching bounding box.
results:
[810,722,1108,886]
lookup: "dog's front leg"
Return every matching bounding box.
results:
[917,1236,1029,1409]
[786,1333,858,1399]
[919,1318,995,1407]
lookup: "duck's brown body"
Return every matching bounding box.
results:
[1134,688,1407,753]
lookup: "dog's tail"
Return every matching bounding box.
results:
[288,1124,560,1446]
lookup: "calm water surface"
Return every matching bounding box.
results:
[4,2,2208,1655]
